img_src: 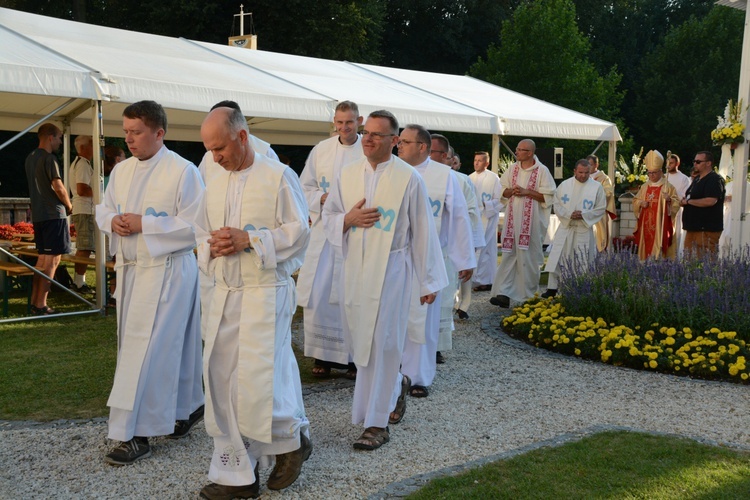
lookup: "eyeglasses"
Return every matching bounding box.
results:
[362,130,395,139]
[516,148,531,152]
[693,159,707,164]
[398,140,424,147]
[647,171,661,175]
[431,149,446,154]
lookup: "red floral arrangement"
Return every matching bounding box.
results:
[0,221,76,240]
[0,225,15,240]
[12,221,34,234]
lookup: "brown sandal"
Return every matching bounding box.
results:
[353,426,390,451]
[389,374,410,425]
[311,365,330,378]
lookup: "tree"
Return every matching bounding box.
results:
[470,0,624,172]
[381,0,518,75]
[571,0,715,152]
[630,6,744,159]
[243,0,386,64]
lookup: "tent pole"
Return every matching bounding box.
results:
[0,98,76,151]
[497,136,516,158]
[608,140,617,248]
[730,3,750,253]
[63,128,71,204]
[491,135,500,174]
[93,100,106,311]
[590,140,605,156]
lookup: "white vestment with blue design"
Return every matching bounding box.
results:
[323,155,447,428]
[544,176,606,289]
[96,145,204,441]
[402,159,475,387]
[469,169,503,286]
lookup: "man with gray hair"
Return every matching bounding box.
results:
[490,139,556,307]
[195,104,312,497]
[70,134,95,292]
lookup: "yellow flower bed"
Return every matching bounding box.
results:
[502,298,749,384]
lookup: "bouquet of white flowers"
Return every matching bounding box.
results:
[711,99,746,146]
[615,147,647,190]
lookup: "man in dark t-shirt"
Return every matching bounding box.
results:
[24,123,73,315]
[681,151,725,259]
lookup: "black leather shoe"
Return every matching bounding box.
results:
[168,404,204,439]
[541,289,558,298]
[489,295,510,308]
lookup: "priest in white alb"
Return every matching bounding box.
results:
[449,152,485,320]
[543,159,606,297]
[96,101,205,466]
[395,125,475,405]
[469,151,503,292]
[490,139,556,308]
[193,106,312,498]
[297,101,364,380]
[322,110,447,451]
[196,100,280,336]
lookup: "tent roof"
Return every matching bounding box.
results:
[0,7,620,145]
[353,64,622,141]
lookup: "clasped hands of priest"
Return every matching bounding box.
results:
[208,227,251,258]
[111,213,142,236]
[504,185,544,203]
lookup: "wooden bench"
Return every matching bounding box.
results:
[0,261,34,317]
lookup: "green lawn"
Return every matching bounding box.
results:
[408,431,750,499]
[0,313,116,420]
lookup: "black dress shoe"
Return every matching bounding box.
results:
[168,404,204,439]
[456,309,469,320]
[489,295,510,308]
[541,289,558,298]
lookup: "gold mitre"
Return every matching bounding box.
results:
[643,150,664,172]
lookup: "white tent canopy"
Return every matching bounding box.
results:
[0,6,620,146]
[0,6,626,312]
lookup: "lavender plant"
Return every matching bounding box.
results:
[558,248,750,341]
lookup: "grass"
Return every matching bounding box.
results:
[407,431,750,499]
[0,291,327,420]
[0,313,116,420]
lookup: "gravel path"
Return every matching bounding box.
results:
[2,292,748,499]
